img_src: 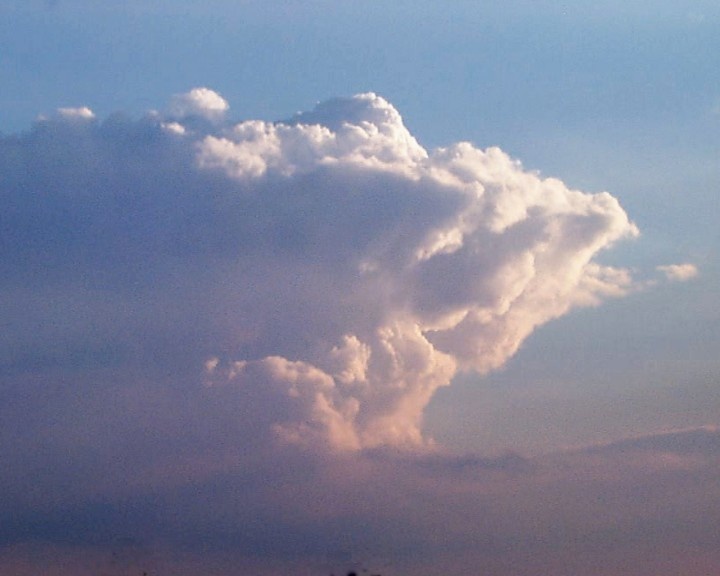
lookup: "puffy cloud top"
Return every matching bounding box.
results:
[197,92,428,178]
[1,88,640,452]
[56,106,96,120]
[169,87,229,119]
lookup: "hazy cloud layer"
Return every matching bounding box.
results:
[2,425,719,576]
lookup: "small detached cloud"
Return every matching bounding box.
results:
[56,106,96,120]
[169,86,229,120]
[657,262,699,282]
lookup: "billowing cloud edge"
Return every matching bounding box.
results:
[176,88,641,452]
[4,87,651,454]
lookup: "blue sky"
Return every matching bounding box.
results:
[1,2,719,575]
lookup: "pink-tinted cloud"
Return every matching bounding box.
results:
[190,90,639,449]
[1,88,641,452]
[657,262,699,282]
[1,89,709,576]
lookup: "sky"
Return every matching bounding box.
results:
[1,1,719,575]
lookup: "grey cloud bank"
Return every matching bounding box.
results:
[0,89,712,575]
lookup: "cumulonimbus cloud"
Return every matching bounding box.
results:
[190,90,640,450]
[1,88,640,452]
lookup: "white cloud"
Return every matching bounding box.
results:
[169,86,229,120]
[161,120,186,135]
[192,90,639,450]
[196,93,427,179]
[55,106,95,120]
[657,262,699,282]
[2,88,640,453]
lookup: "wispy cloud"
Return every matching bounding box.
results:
[657,262,699,282]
